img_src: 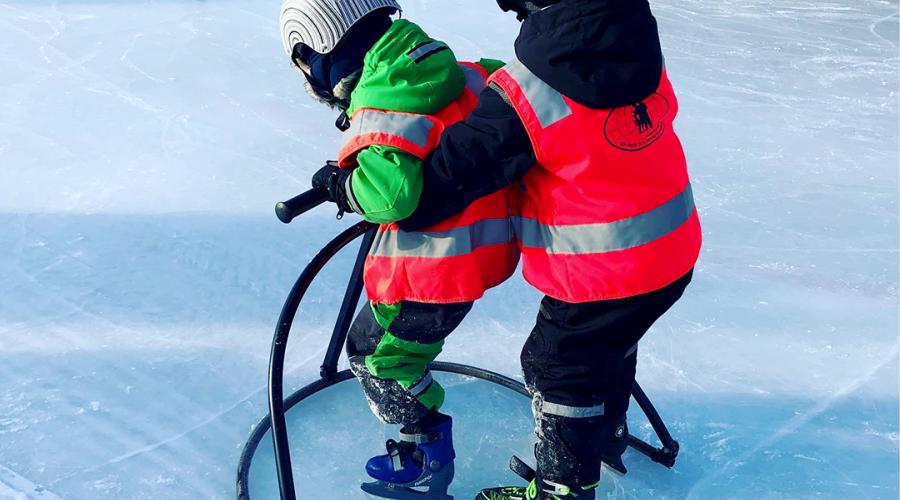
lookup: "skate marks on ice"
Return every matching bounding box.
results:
[0,0,338,215]
[652,0,899,253]
[247,373,535,499]
[869,12,899,48]
[595,389,899,499]
[0,464,62,500]
[243,368,900,499]
[0,213,356,499]
[679,346,900,499]
[0,0,898,498]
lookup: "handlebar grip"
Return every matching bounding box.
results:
[275,188,329,224]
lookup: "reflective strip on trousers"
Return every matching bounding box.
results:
[541,401,605,419]
[348,109,435,149]
[369,218,513,258]
[503,59,572,128]
[461,64,487,95]
[408,371,434,397]
[399,430,432,444]
[515,183,695,255]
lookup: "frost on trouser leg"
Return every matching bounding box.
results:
[345,300,467,426]
[349,355,434,426]
[532,392,606,488]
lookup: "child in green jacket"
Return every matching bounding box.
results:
[279,1,514,498]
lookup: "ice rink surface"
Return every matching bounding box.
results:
[1,0,898,498]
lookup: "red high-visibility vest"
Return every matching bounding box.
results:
[489,59,702,302]
[339,63,519,304]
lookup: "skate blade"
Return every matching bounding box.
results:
[361,481,453,500]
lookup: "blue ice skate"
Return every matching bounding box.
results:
[361,414,455,500]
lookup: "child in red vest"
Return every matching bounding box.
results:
[399,1,701,498]
[279,1,518,497]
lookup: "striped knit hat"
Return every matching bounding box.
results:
[280,0,401,55]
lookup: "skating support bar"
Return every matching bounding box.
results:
[267,221,375,500]
[241,215,681,500]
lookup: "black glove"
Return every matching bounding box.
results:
[312,161,355,217]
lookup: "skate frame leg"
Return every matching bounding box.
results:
[320,228,377,380]
[267,221,375,500]
[628,382,680,468]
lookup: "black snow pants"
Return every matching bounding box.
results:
[523,270,693,487]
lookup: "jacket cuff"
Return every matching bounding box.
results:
[339,168,363,215]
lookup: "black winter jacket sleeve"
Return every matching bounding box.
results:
[397,87,536,232]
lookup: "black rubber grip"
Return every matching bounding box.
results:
[275,188,329,224]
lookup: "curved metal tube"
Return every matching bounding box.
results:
[238,363,530,500]
[267,221,374,500]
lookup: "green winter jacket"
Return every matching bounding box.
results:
[344,20,503,225]
[342,21,504,412]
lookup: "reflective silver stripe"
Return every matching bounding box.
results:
[542,401,605,418]
[399,431,432,444]
[514,183,695,255]
[503,59,572,128]
[348,109,434,149]
[407,41,447,62]
[344,172,363,214]
[370,218,513,258]
[624,343,638,358]
[461,64,486,95]
[408,371,433,397]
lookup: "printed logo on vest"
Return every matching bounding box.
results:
[603,93,670,151]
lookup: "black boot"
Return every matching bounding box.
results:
[601,415,629,475]
[475,456,596,500]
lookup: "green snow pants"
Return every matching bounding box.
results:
[346,300,473,426]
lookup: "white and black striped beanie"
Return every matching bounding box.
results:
[280,0,401,56]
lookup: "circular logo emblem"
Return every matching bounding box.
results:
[604,93,670,151]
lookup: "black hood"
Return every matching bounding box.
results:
[514,0,664,109]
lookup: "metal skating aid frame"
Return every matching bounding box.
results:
[236,190,681,500]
